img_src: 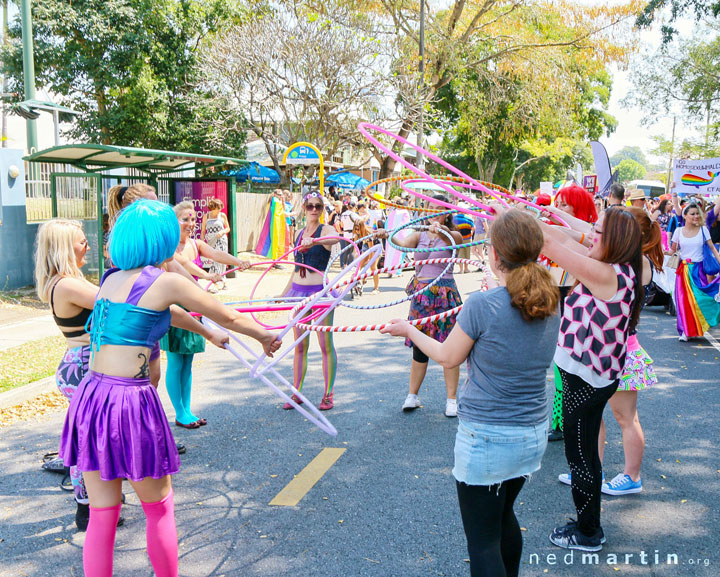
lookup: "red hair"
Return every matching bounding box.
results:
[555,184,597,223]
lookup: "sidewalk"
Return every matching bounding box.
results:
[0,315,61,351]
[0,265,294,409]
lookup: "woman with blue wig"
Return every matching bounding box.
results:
[59,200,281,577]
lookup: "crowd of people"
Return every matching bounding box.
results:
[35,178,720,577]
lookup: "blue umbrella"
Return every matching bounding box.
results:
[224,162,280,183]
[324,170,370,191]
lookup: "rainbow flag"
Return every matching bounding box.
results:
[255,196,289,260]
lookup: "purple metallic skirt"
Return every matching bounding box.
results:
[286,283,338,299]
[59,371,180,482]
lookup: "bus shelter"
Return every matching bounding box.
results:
[24,144,248,277]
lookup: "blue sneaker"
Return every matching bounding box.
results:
[558,472,605,486]
[602,473,642,495]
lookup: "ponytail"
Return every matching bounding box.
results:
[491,209,560,320]
[505,262,560,321]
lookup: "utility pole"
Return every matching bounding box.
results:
[416,0,425,172]
[665,115,676,195]
[20,0,37,153]
[2,0,8,148]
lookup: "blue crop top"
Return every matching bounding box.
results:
[87,266,172,352]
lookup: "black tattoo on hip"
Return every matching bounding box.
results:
[134,352,150,378]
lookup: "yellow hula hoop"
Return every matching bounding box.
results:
[363,175,512,213]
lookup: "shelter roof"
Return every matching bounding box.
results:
[24,144,247,175]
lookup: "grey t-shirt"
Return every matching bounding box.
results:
[456,287,560,426]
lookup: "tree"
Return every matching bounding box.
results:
[624,31,720,153]
[431,2,619,187]
[197,3,424,177]
[610,146,648,168]
[636,0,720,42]
[616,158,647,183]
[1,0,246,156]
[302,0,638,179]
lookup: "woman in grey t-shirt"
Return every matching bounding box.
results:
[382,210,560,577]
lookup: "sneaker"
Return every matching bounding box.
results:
[402,394,421,412]
[283,394,304,410]
[319,394,334,411]
[549,522,603,551]
[602,473,643,495]
[370,289,380,295]
[678,333,688,342]
[552,519,606,544]
[445,398,458,418]
[548,429,564,442]
[558,472,605,486]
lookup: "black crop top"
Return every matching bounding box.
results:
[51,280,93,338]
[294,226,331,276]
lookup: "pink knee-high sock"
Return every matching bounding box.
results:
[83,503,122,577]
[141,489,178,577]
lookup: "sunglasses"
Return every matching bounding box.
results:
[305,203,323,211]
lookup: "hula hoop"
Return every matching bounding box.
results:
[249,244,382,378]
[412,177,570,228]
[202,317,337,437]
[245,235,361,330]
[387,212,490,254]
[358,122,511,211]
[324,228,457,311]
[364,175,511,213]
[292,256,486,324]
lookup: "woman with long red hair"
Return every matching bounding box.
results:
[543,184,597,442]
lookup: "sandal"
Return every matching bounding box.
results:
[196,418,207,426]
[175,420,201,429]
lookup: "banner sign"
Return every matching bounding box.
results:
[539,182,553,196]
[673,157,720,196]
[174,180,228,241]
[583,175,598,194]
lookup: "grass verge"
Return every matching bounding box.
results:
[0,336,66,393]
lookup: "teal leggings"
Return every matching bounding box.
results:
[165,352,199,425]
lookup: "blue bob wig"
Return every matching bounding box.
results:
[109,199,180,270]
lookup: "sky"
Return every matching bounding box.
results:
[588,3,698,165]
[4,1,704,165]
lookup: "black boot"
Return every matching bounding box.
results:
[75,502,90,531]
[75,502,126,532]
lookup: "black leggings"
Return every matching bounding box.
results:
[456,477,526,577]
[559,367,618,536]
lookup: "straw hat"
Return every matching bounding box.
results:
[627,189,647,201]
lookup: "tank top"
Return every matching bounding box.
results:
[189,239,203,280]
[415,232,454,280]
[294,226,331,275]
[554,263,636,387]
[50,279,92,338]
[87,266,172,352]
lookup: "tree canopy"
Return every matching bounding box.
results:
[2,0,247,156]
[616,158,647,183]
[610,146,648,168]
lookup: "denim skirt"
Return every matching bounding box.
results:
[452,419,548,486]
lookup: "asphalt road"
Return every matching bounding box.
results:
[0,271,718,577]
